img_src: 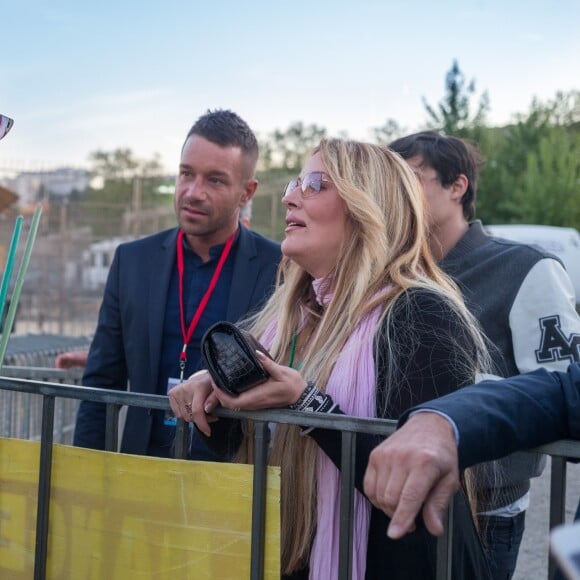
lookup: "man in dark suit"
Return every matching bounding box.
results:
[363,363,580,539]
[73,109,281,458]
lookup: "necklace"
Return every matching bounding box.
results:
[288,333,298,368]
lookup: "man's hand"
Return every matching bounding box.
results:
[55,350,89,369]
[363,412,460,539]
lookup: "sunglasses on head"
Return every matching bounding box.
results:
[0,115,14,141]
[283,171,332,198]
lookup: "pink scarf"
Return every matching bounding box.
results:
[309,278,380,580]
[260,279,382,579]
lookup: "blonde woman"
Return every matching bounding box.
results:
[170,139,492,579]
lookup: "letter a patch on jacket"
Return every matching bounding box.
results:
[536,315,580,364]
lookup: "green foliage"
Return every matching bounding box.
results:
[261,122,327,171]
[516,130,579,226]
[476,91,579,229]
[80,148,173,238]
[251,168,295,241]
[64,71,579,241]
[414,61,579,230]
[88,148,163,182]
[423,60,490,137]
[255,83,579,234]
[373,118,405,146]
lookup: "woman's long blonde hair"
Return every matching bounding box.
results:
[240,138,490,573]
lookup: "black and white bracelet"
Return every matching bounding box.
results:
[289,381,316,410]
[290,381,332,413]
[290,381,337,435]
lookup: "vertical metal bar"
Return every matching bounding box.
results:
[16,392,21,438]
[14,391,19,436]
[549,457,567,579]
[250,421,268,580]
[1,391,5,435]
[17,392,22,438]
[174,418,190,460]
[23,392,31,439]
[34,394,55,580]
[1,390,11,436]
[436,498,454,580]
[105,403,120,452]
[28,393,33,438]
[37,395,44,439]
[338,430,356,580]
[54,398,64,443]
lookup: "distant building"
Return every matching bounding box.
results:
[81,237,132,290]
[9,168,90,204]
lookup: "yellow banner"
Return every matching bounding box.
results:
[0,438,280,579]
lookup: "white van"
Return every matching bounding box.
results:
[486,225,580,304]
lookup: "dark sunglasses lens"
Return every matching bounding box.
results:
[0,116,14,140]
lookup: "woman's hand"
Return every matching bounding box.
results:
[212,351,307,411]
[168,370,218,437]
[168,354,309,434]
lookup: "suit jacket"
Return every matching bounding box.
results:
[73,225,281,454]
[400,363,580,470]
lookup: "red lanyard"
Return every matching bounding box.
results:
[176,229,235,380]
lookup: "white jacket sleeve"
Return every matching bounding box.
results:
[509,258,580,374]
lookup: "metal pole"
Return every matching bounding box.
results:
[436,498,454,580]
[34,394,55,580]
[174,418,190,459]
[549,457,568,579]
[250,421,268,580]
[338,430,356,580]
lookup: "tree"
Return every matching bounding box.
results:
[423,60,489,137]
[88,148,164,183]
[477,90,579,228]
[263,122,327,171]
[79,148,171,238]
[372,118,405,146]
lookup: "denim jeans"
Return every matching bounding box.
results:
[479,511,526,580]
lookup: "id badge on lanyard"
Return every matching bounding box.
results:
[164,230,235,427]
[164,377,181,426]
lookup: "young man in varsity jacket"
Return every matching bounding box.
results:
[390,131,580,580]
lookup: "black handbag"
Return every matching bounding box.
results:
[201,321,272,397]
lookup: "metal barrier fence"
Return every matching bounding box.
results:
[0,373,578,580]
[0,366,83,442]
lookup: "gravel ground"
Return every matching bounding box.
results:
[513,457,580,580]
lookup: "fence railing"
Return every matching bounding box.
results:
[0,372,578,580]
[0,366,83,442]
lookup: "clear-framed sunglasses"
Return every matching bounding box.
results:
[283,171,333,198]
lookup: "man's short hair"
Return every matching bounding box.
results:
[389,131,484,221]
[186,109,259,174]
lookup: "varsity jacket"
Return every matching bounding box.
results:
[439,220,580,510]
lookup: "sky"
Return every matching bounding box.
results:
[1,0,578,175]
